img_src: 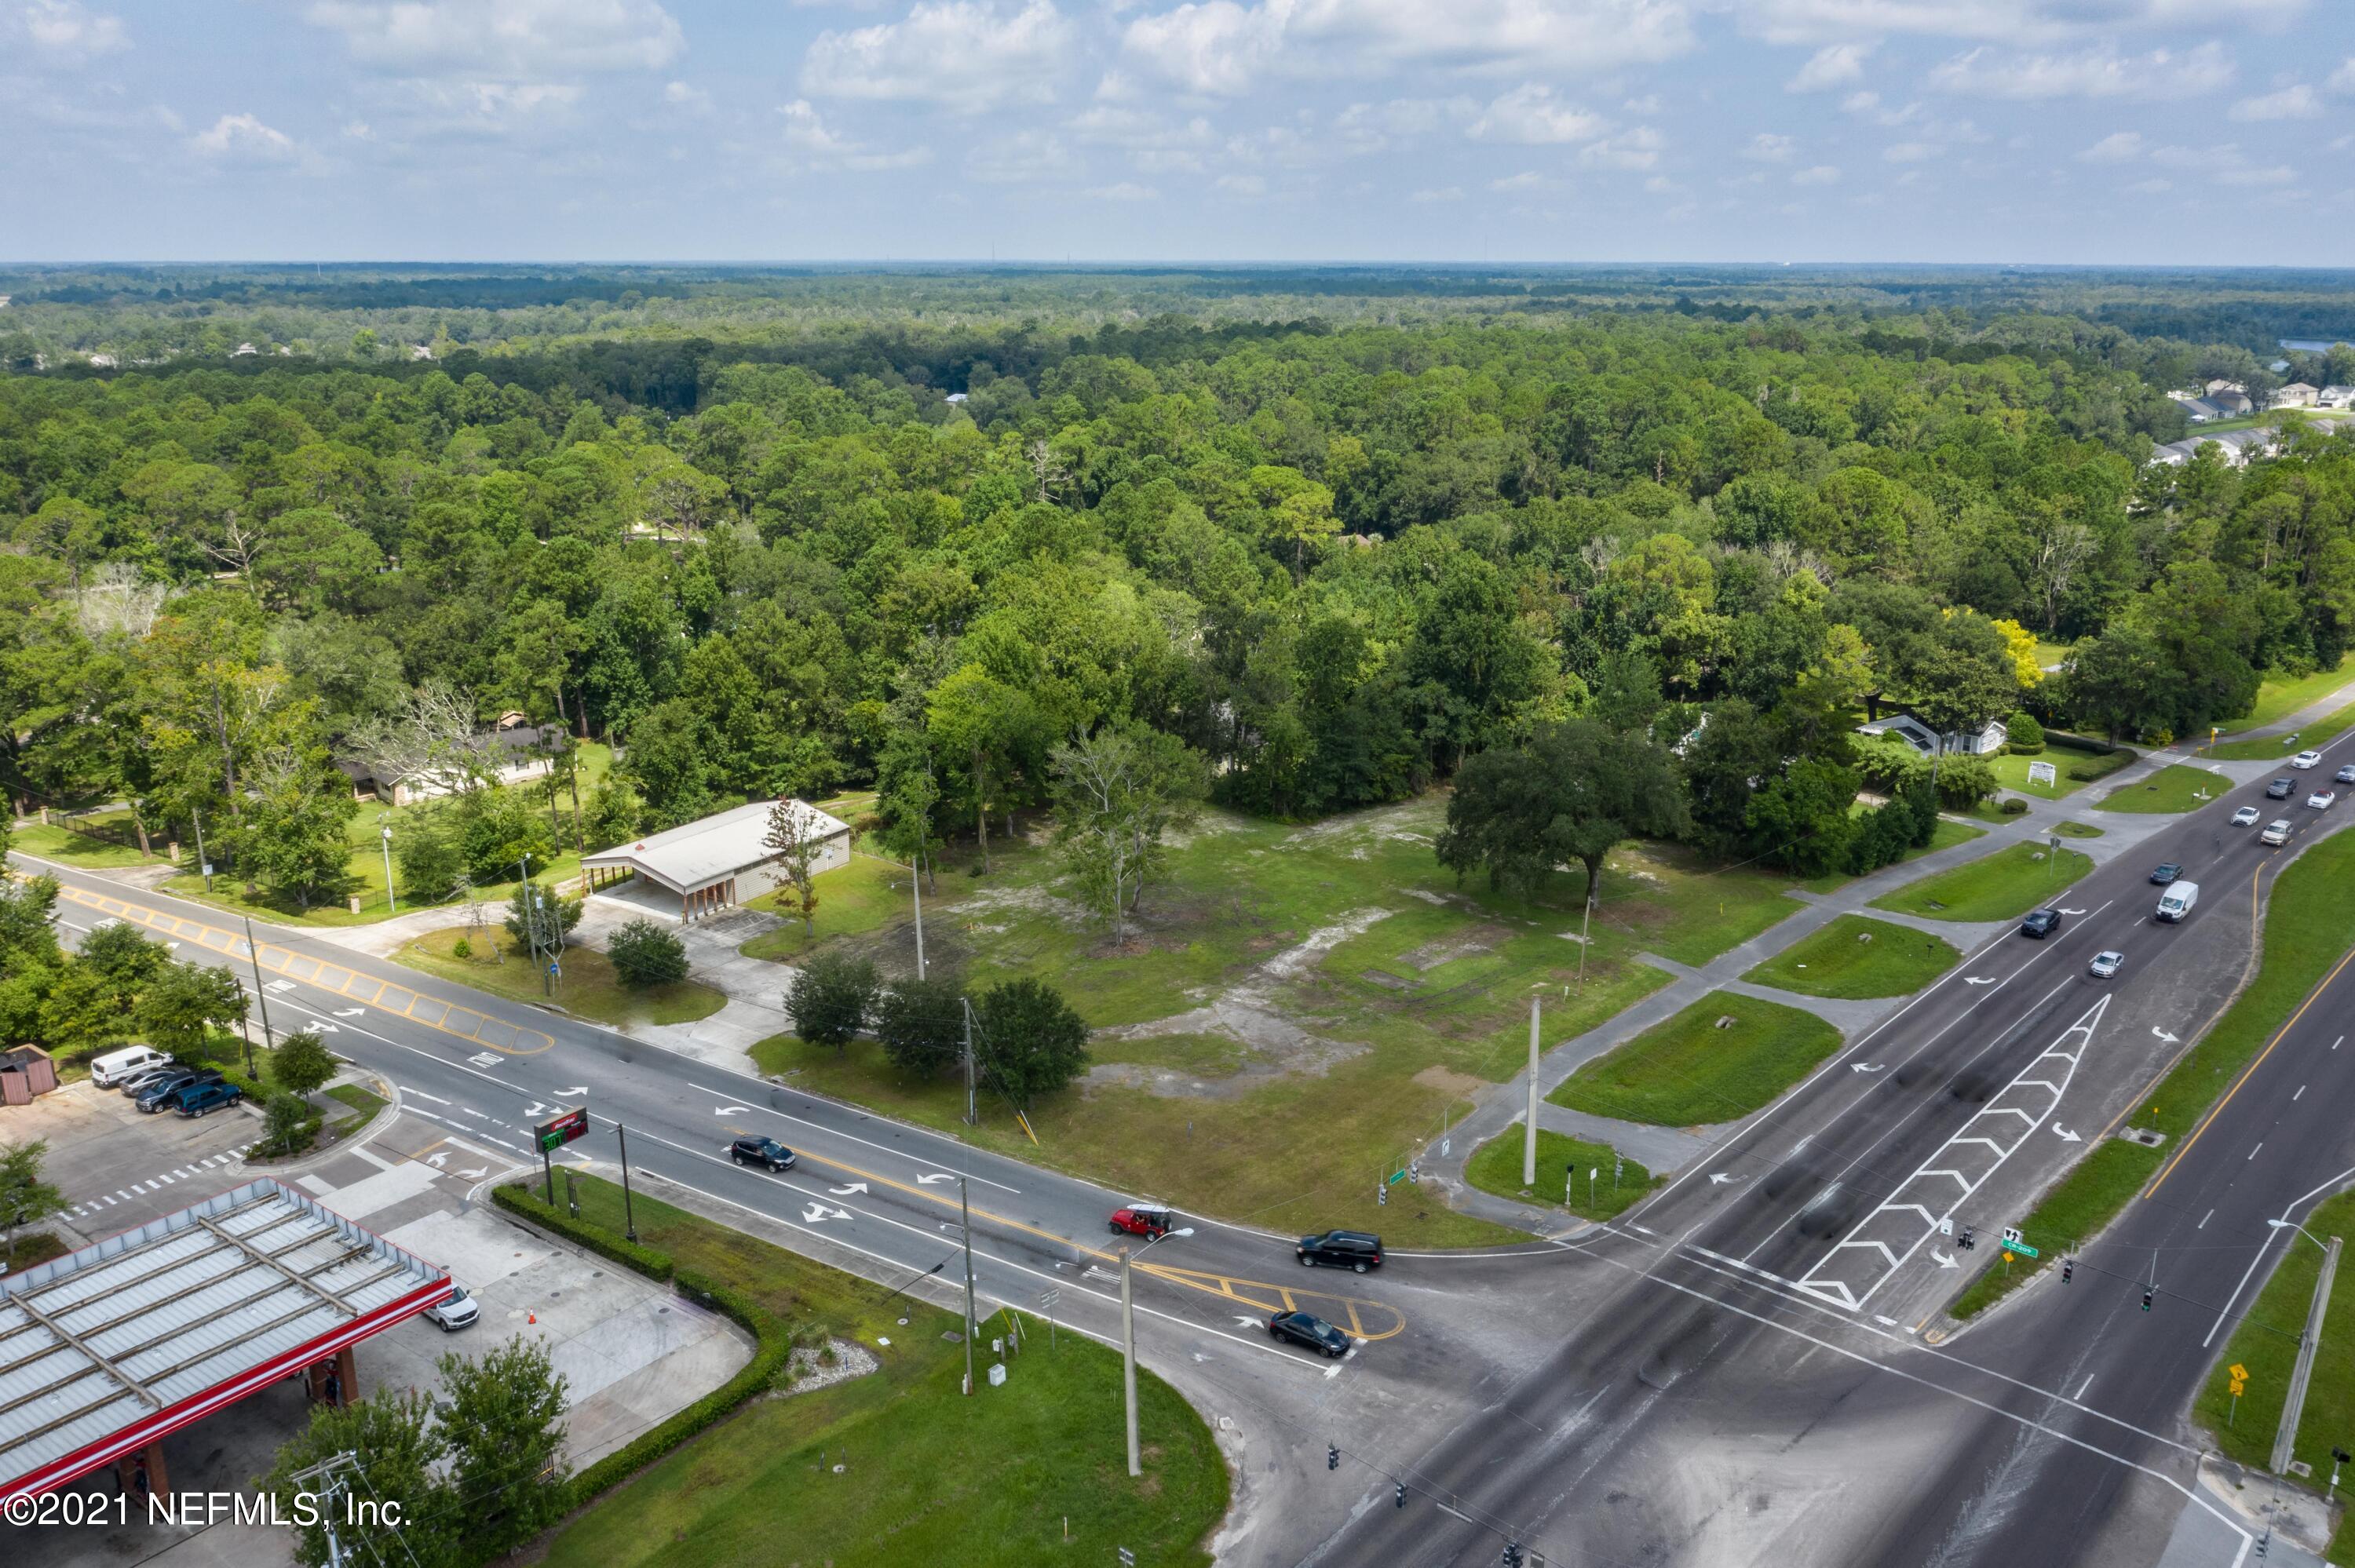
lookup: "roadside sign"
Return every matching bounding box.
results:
[2229,1377,2247,1396]
[2002,1227,2023,1244]
[2230,1363,2249,1380]
[1999,1238,2039,1260]
[536,1106,589,1152]
[1119,1549,1136,1566]
[1386,1169,1408,1186]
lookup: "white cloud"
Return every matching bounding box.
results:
[1122,0,1285,95]
[965,127,1077,181]
[1882,139,1935,161]
[305,0,683,77]
[1086,181,1159,199]
[1489,169,1557,191]
[1841,89,1880,113]
[1734,0,2291,47]
[189,112,303,164]
[1579,126,1663,168]
[2076,130,2143,162]
[2331,57,2355,93]
[1929,42,2234,100]
[1216,172,1266,195]
[1469,84,1604,144]
[2152,140,2296,184]
[663,80,710,111]
[776,98,932,170]
[2229,83,2317,120]
[1791,162,1840,184]
[1787,41,1871,91]
[805,0,1073,112]
[1743,131,1795,161]
[1410,184,1464,201]
[2125,176,2172,193]
[19,0,126,60]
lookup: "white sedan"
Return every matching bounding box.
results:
[2310,790,2338,811]
[2292,750,2324,769]
[2231,805,2262,827]
[2088,950,2124,979]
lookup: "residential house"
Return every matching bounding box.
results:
[2208,390,2253,415]
[2319,386,2355,409]
[582,797,853,922]
[2170,396,2226,423]
[232,342,257,356]
[337,713,560,806]
[2205,378,2246,396]
[1857,713,2010,758]
[2276,382,2319,408]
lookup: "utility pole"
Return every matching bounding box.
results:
[193,806,212,892]
[1576,892,1594,990]
[1524,996,1539,1188]
[962,997,978,1125]
[378,822,396,914]
[242,914,274,1070]
[960,1176,977,1396]
[2275,1231,2342,1475]
[517,852,535,983]
[912,850,926,981]
[617,1122,639,1243]
[1120,1243,1141,1477]
[285,1452,359,1568]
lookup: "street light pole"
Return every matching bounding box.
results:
[961,997,977,1125]
[960,1176,978,1397]
[379,822,396,914]
[241,914,274,1070]
[1523,997,1539,1188]
[912,850,926,982]
[1120,1243,1141,1478]
[617,1122,639,1243]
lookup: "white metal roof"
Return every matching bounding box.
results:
[581,797,849,895]
[1,1179,449,1499]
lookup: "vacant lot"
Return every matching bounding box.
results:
[747,795,1843,1245]
[1984,743,2133,801]
[1871,841,2093,922]
[537,1177,1227,1568]
[395,924,726,1029]
[1549,991,1844,1127]
[1463,1129,1659,1220]
[2096,763,2231,814]
[1744,915,1959,999]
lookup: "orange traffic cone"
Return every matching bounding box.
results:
[528,1311,537,1325]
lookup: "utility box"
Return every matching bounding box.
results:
[988,1363,1006,1387]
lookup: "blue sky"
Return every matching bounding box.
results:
[4,0,2351,263]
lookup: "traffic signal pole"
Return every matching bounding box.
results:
[1523,997,1539,1188]
[1121,1243,1141,1478]
[2274,1234,2342,1475]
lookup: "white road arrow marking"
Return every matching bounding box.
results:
[554,1087,587,1097]
[334,1007,363,1018]
[1931,1250,1958,1270]
[2058,907,2087,916]
[468,1052,502,1068]
[2054,1125,2082,1143]
[917,1173,957,1185]
[1234,1315,1264,1329]
[1708,1172,1745,1186]
[1851,1063,1886,1074]
[266,980,297,993]
[1964,976,1998,986]
[457,1167,487,1180]
[800,1202,853,1224]
[425,1152,449,1168]
[714,1105,751,1116]
[523,1103,546,1118]
[312,1023,340,1034]
[2152,1026,2181,1044]
[829,1183,869,1196]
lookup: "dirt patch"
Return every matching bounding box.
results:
[775,1337,878,1396]
[1261,906,1393,979]
[1360,969,1418,991]
[1411,1064,1488,1098]
[1396,923,1513,972]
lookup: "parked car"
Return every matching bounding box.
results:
[2262,819,2294,846]
[2309,790,2337,811]
[173,1081,243,1118]
[2155,881,2199,922]
[2148,863,2181,884]
[2292,750,2324,769]
[2089,950,2123,979]
[2019,909,2064,939]
[2267,778,2296,799]
[423,1284,479,1332]
[2337,764,2355,786]
[728,1136,796,1172]
[1108,1205,1176,1240]
[136,1070,223,1113]
[116,1061,188,1097]
[2232,805,2262,827]
[1297,1230,1385,1273]
[1269,1310,1352,1358]
[90,1045,170,1087]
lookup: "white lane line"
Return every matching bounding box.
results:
[402,1085,451,1103]
[2294,1085,2306,1102]
[2249,1143,2263,1161]
[2076,1374,2095,1400]
[101,1195,115,1207]
[2200,1209,2214,1230]
[684,1081,1022,1194]
[2205,1163,2355,1348]
[113,1190,131,1202]
[2335,1035,2345,1052]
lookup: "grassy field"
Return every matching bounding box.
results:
[535,1176,1228,1568]
[155,743,617,927]
[324,1081,388,1129]
[395,925,727,1028]
[742,795,1839,1245]
[2207,700,2355,762]
[1948,824,2355,1321]
[2052,820,2104,838]
[1871,841,2094,922]
[1984,743,2134,801]
[2096,763,2233,814]
[2211,656,2353,736]
[2194,1187,2355,1482]
[1743,915,1960,999]
[740,852,914,961]
[8,811,156,870]
[1550,991,1843,1127]
[1463,1129,1659,1220]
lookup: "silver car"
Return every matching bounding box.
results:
[2088,950,2123,979]
[2231,805,2262,827]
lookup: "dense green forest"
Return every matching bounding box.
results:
[2,267,2353,935]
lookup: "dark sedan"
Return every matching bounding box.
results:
[1269,1310,1351,1358]
[2267,778,2296,799]
[728,1136,796,1172]
[2149,863,2182,884]
[2020,908,2064,939]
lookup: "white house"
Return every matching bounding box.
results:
[336,715,559,806]
[2318,386,2355,409]
[581,797,852,923]
[2276,382,2320,408]
[1858,713,2009,757]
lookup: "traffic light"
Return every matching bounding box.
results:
[2061,1256,2074,1285]
[1395,1483,1408,1509]
[1327,1444,1339,1471]
[2141,1286,2154,1312]
[1958,1227,1974,1251]
[1502,1545,1524,1568]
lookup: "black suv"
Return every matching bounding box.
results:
[2267,778,2296,799]
[136,1070,224,1113]
[1297,1230,1383,1273]
[729,1136,796,1172]
[2020,909,2063,939]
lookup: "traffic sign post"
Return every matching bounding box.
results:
[1040,1286,1060,1350]
[536,1104,588,1205]
[2229,1362,2249,1425]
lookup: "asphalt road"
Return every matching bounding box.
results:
[1302,749,2355,1568]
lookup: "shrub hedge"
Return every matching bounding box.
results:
[491,1181,674,1281]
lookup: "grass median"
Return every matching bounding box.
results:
[1463,1129,1660,1220]
[2211,656,2352,736]
[394,926,727,1028]
[1870,840,2094,923]
[1743,915,1959,999]
[1948,823,2355,1322]
[1550,991,1843,1127]
[2096,763,2233,814]
[2206,699,2355,762]
[535,1176,1229,1568]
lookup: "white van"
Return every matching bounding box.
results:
[89,1044,168,1086]
[2156,881,2200,923]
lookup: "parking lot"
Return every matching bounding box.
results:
[6,1080,263,1245]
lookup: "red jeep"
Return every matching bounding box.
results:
[1108,1205,1174,1240]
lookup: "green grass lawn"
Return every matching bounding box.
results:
[2195,1187,2355,1482]
[535,1177,1227,1568]
[2211,655,2353,736]
[1462,1129,1659,1220]
[739,795,1831,1246]
[395,925,726,1029]
[9,811,156,870]
[1948,824,2355,1322]
[1870,840,2094,922]
[740,853,915,961]
[1743,915,1960,999]
[324,1081,388,1129]
[1550,991,1844,1127]
[2206,699,2355,762]
[2096,763,2233,814]
[2052,820,2104,838]
[1984,743,2133,801]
